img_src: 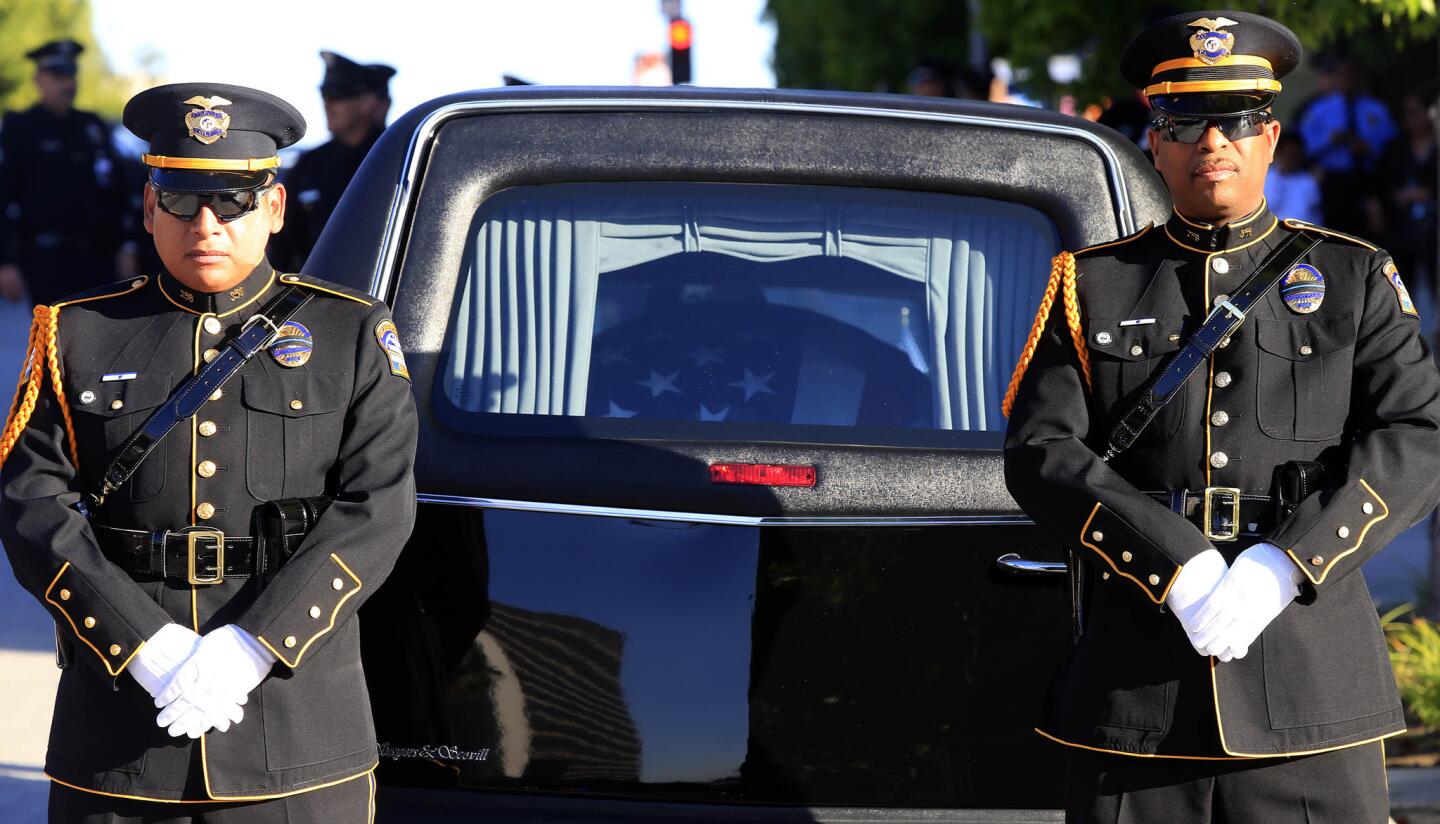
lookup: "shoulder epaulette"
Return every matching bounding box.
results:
[277,273,375,307]
[52,276,150,310]
[1282,219,1379,252]
[1073,223,1155,258]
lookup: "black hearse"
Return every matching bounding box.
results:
[310,87,1170,822]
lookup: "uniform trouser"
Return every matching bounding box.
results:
[47,771,375,824]
[1064,741,1390,824]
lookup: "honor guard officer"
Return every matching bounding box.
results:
[0,83,417,822]
[269,51,395,274]
[1004,10,1440,823]
[0,39,135,306]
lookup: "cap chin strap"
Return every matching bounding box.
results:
[141,154,281,172]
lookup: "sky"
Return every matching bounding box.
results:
[91,0,778,149]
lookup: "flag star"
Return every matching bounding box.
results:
[698,403,730,422]
[729,368,776,401]
[599,346,631,365]
[604,400,637,418]
[637,370,682,397]
[685,346,725,367]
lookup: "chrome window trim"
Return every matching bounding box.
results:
[417,492,1032,527]
[368,96,1137,300]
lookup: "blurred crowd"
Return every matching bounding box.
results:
[907,53,1439,302]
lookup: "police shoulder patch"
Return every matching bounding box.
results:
[1383,260,1419,318]
[374,318,410,380]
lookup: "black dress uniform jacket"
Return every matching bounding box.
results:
[0,260,418,800]
[268,127,381,273]
[1004,203,1440,758]
[0,104,131,305]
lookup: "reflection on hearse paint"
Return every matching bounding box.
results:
[446,603,641,783]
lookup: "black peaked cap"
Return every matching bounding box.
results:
[26,39,83,73]
[1121,10,1302,115]
[320,51,396,98]
[123,83,306,192]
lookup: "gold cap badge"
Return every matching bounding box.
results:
[183,95,233,145]
[1188,17,1239,65]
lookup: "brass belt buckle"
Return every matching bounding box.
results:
[1202,487,1242,542]
[186,530,226,585]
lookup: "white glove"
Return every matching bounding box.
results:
[1165,548,1229,655]
[129,623,201,698]
[1189,542,1304,662]
[154,624,277,738]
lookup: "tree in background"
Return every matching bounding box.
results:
[0,0,135,120]
[767,0,1437,106]
[766,0,970,93]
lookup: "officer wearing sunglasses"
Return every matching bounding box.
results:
[0,83,416,821]
[1005,10,1440,823]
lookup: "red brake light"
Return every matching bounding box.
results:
[709,463,816,487]
[669,19,693,51]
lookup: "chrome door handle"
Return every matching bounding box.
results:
[995,552,1067,576]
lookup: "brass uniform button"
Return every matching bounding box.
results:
[1299,345,1313,356]
[1211,410,1230,426]
[204,317,222,335]
[284,636,298,649]
[1310,555,1325,566]
[198,420,217,437]
[1148,574,1161,585]
[1212,258,1230,274]
[109,644,122,656]
[1218,336,1231,349]
[289,399,304,411]
[1210,451,1229,469]
[1213,293,1230,306]
[109,399,124,411]
[1130,344,1144,357]
[79,390,95,405]
[130,279,145,288]
[83,616,96,628]
[309,606,322,619]
[59,589,71,600]
[209,388,223,402]
[1101,572,1111,580]
[1337,525,1350,539]
[1091,531,1104,542]
[1214,372,1232,388]
[1121,551,1133,563]
[203,348,220,363]
[332,577,344,591]
[196,502,216,520]
[1362,502,1375,515]
[1095,331,1113,346]
[197,460,217,478]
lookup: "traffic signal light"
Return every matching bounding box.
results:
[669,18,692,84]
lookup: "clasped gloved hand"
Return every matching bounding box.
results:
[1165,547,1229,654]
[1186,542,1304,662]
[154,624,277,739]
[129,623,201,698]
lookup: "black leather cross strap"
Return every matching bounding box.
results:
[74,285,312,515]
[1100,230,1324,462]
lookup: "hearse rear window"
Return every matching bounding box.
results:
[436,182,1058,446]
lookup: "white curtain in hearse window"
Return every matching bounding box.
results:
[441,183,1058,433]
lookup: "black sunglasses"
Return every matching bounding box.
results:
[1151,112,1273,144]
[154,186,270,223]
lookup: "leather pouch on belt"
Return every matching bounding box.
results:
[251,496,333,588]
[1272,460,1328,521]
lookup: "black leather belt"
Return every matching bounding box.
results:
[95,525,270,584]
[1146,488,1278,542]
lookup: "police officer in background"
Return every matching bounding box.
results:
[0,40,135,306]
[0,82,416,822]
[1004,10,1440,822]
[269,51,395,273]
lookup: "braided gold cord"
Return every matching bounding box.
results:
[0,308,48,467]
[1059,252,1092,391]
[43,305,80,470]
[1002,251,1090,418]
